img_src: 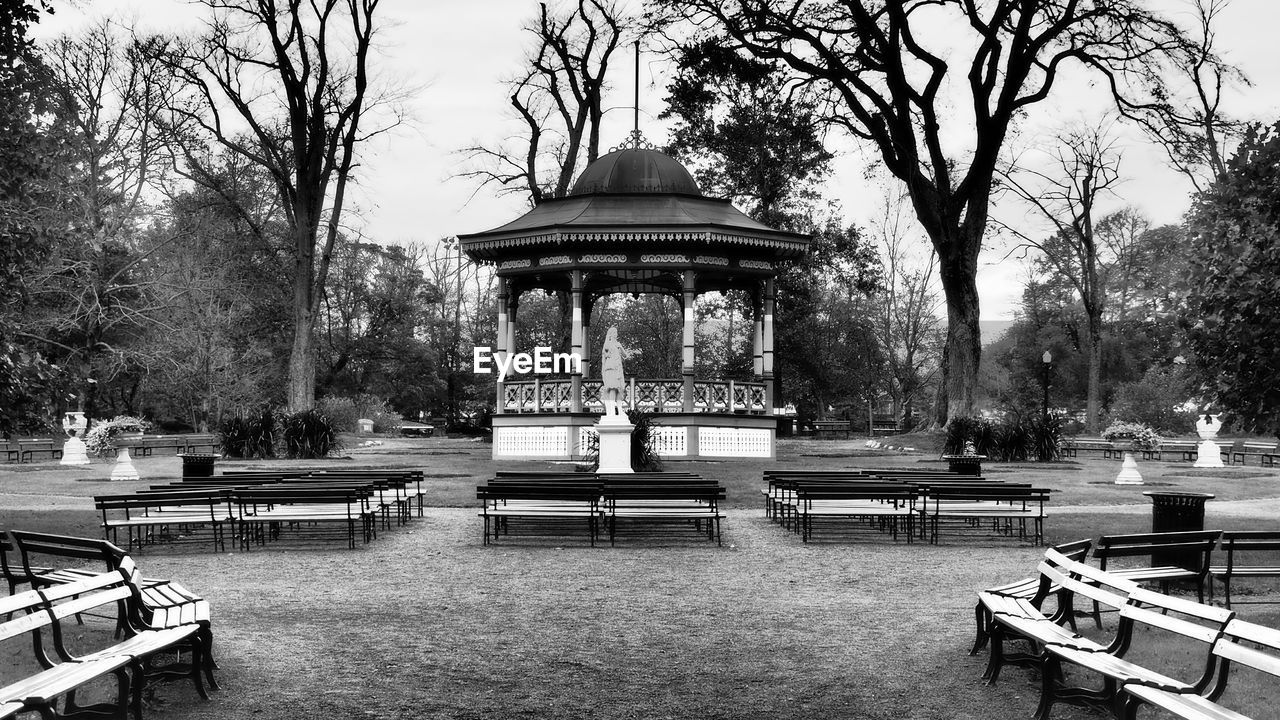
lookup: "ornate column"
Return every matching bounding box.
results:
[580,295,593,379]
[762,277,776,412]
[752,286,764,379]
[570,270,584,413]
[494,281,509,413]
[682,270,697,413]
[506,287,520,413]
[506,289,519,363]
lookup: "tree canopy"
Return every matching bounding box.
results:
[650,0,1213,425]
[1183,121,1280,436]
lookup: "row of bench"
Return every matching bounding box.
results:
[761,470,1050,545]
[1064,437,1280,465]
[975,538,1280,720]
[2,433,220,463]
[477,472,726,547]
[93,468,426,551]
[0,530,218,718]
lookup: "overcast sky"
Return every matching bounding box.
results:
[35,0,1280,321]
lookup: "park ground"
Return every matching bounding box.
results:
[1,436,1278,719]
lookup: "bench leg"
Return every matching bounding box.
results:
[972,603,990,655]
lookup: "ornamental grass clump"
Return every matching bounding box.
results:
[281,409,341,459]
[82,415,152,457]
[218,409,277,459]
[1101,421,1162,453]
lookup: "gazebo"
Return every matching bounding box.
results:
[458,135,810,460]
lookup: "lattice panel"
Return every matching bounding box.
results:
[493,426,569,457]
[582,381,603,413]
[503,384,521,412]
[698,427,772,457]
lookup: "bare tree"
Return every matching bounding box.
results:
[870,185,943,431]
[462,0,628,205]
[651,0,1209,425]
[20,21,177,419]
[998,121,1123,432]
[151,0,398,412]
[1110,0,1248,192]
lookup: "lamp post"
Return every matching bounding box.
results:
[1041,350,1053,420]
[443,237,465,425]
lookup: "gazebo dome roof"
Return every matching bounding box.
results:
[570,147,701,196]
[456,138,810,263]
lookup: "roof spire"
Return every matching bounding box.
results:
[633,39,640,136]
[612,39,654,152]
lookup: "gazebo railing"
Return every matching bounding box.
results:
[501,378,767,414]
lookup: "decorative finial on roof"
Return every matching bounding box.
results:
[610,128,657,153]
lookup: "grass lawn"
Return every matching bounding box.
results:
[1,436,1278,719]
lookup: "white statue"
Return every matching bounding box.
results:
[601,326,626,418]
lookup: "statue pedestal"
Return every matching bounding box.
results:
[60,436,91,466]
[1193,414,1224,468]
[595,418,634,474]
[1115,452,1144,485]
[110,447,140,481]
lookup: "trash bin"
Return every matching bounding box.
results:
[1144,491,1215,569]
[178,453,219,479]
[942,454,985,476]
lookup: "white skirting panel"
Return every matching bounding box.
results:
[698,427,772,457]
[579,426,688,457]
[493,426,569,457]
[650,427,688,457]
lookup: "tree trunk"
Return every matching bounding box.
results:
[1086,316,1103,433]
[935,240,982,426]
[287,246,316,413]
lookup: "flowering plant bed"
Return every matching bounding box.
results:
[82,415,152,457]
[1101,421,1162,452]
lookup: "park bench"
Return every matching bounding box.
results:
[234,487,374,549]
[1,531,54,594]
[1062,437,1119,459]
[920,485,1048,545]
[1091,530,1221,616]
[602,482,725,546]
[1229,441,1278,466]
[182,433,219,453]
[1037,586,1234,720]
[979,549,1141,686]
[7,531,218,686]
[792,483,915,543]
[95,489,236,553]
[3,437,62,464]
[971,539,1093,657]
[1208,530,1280,608]
[1120,617,1280,720]
[1142,439,1199,462]
[870,417,901,434]
[311,469,427,518]
[811,420,852,438]
[0,566,213,720]
[477,482,603,546]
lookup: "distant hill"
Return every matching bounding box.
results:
[980,320,1014,346]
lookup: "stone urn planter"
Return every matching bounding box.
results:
[1193,413,1225,468]
[60,411,91,466]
